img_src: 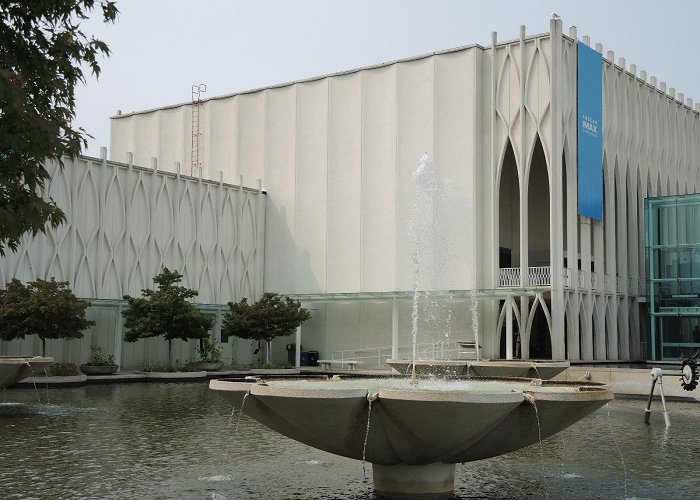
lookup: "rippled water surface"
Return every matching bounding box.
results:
[0,382,697,499]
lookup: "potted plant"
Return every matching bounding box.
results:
[0,278,95,356]
[80,345,119,375]
[122,268,213,371]
[222,292,311,366]
[192,334,224,371]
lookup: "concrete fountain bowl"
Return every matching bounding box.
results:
[386,358,570,380]
[210,375,613,498]
[0,356,54,388]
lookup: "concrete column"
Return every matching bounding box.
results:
[506,295,513,360]
[114,302,123,373]
[391,298,399,359]
[549,16,566,361]
[295,326,301,368]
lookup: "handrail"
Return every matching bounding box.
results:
[498,266,552,287]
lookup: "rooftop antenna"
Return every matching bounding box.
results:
[191,83,207,176]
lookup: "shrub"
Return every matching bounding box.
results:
[84,345,116,366]
[34,363,81,377]
[122,268,213,362]
[195,335,223,363]
[222,292,311,365]
[143,362,199,373]
[0,278,95,356]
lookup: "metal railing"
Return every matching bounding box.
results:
[498,266,552,287]
[330,340,466,368]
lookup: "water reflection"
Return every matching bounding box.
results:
[0,383,697,499]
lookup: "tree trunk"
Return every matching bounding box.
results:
[266,340,272,365]
[168,339,172,364]
[42,337,46,357]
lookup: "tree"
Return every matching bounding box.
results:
[0,1,118,255]
[122,268,213,363]
[222,292,311,365]
[0,278,95,355]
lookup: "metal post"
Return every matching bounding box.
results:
[643,378,657,424]
[645,368,671,427]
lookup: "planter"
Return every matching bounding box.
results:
[192,361,224,371]
[80,365,119,375]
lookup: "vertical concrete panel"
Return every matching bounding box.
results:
[361,65,397,292]
[327,74,362,293]
[295,80,328,293]
[109,115,135,163]
[208,96,238,184]
[396,58,435,291]
[238,92,267,185]
[435,50,474,290]
[158,107,185,174]
[265,86,297,293]
[132,112,159,167]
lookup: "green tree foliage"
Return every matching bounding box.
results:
[222,292,311,364]
[0,278,95,356]
[0,1,118,255]
[122,268,213,362]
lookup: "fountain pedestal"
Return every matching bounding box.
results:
[373,463,455,498]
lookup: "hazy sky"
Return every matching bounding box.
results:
[75,0,700,157]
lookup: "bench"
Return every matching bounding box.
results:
[457,341,482,359]
[317,359,361,371]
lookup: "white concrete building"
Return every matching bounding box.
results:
[7,18,699,367]
[110,18,700,365]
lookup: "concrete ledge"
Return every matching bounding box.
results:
[17,374,87,387]
[143,371,207,381]
[555,366,699,402]
[249,368,301,375]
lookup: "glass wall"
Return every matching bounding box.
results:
[646,194,700,360]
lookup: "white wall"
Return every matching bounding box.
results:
[0,155,265,369]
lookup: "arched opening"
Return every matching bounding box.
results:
[528,137,550,267]
[592,303,599,359]
[499,140,520,270]
[604,304,611,360]
[529,299,552,360]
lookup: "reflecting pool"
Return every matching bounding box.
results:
[0,382,697,499]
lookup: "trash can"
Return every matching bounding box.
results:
[307,350,319,367]
[300,351,311,366]
[285,343,301,364]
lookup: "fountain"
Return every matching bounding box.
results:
[210,376,613,497]
[210,154,613,498]
[0,356,53,388]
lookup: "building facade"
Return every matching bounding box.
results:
[17,18,696,366]
[0,153,266,369]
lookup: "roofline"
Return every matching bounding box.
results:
[112,31,553,119]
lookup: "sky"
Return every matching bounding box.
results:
[75,0,700,157]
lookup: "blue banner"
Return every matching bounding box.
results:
[577,43,603,221]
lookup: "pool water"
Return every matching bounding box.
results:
[0,382,697,499]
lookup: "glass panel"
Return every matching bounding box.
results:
[657,315,700,360]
